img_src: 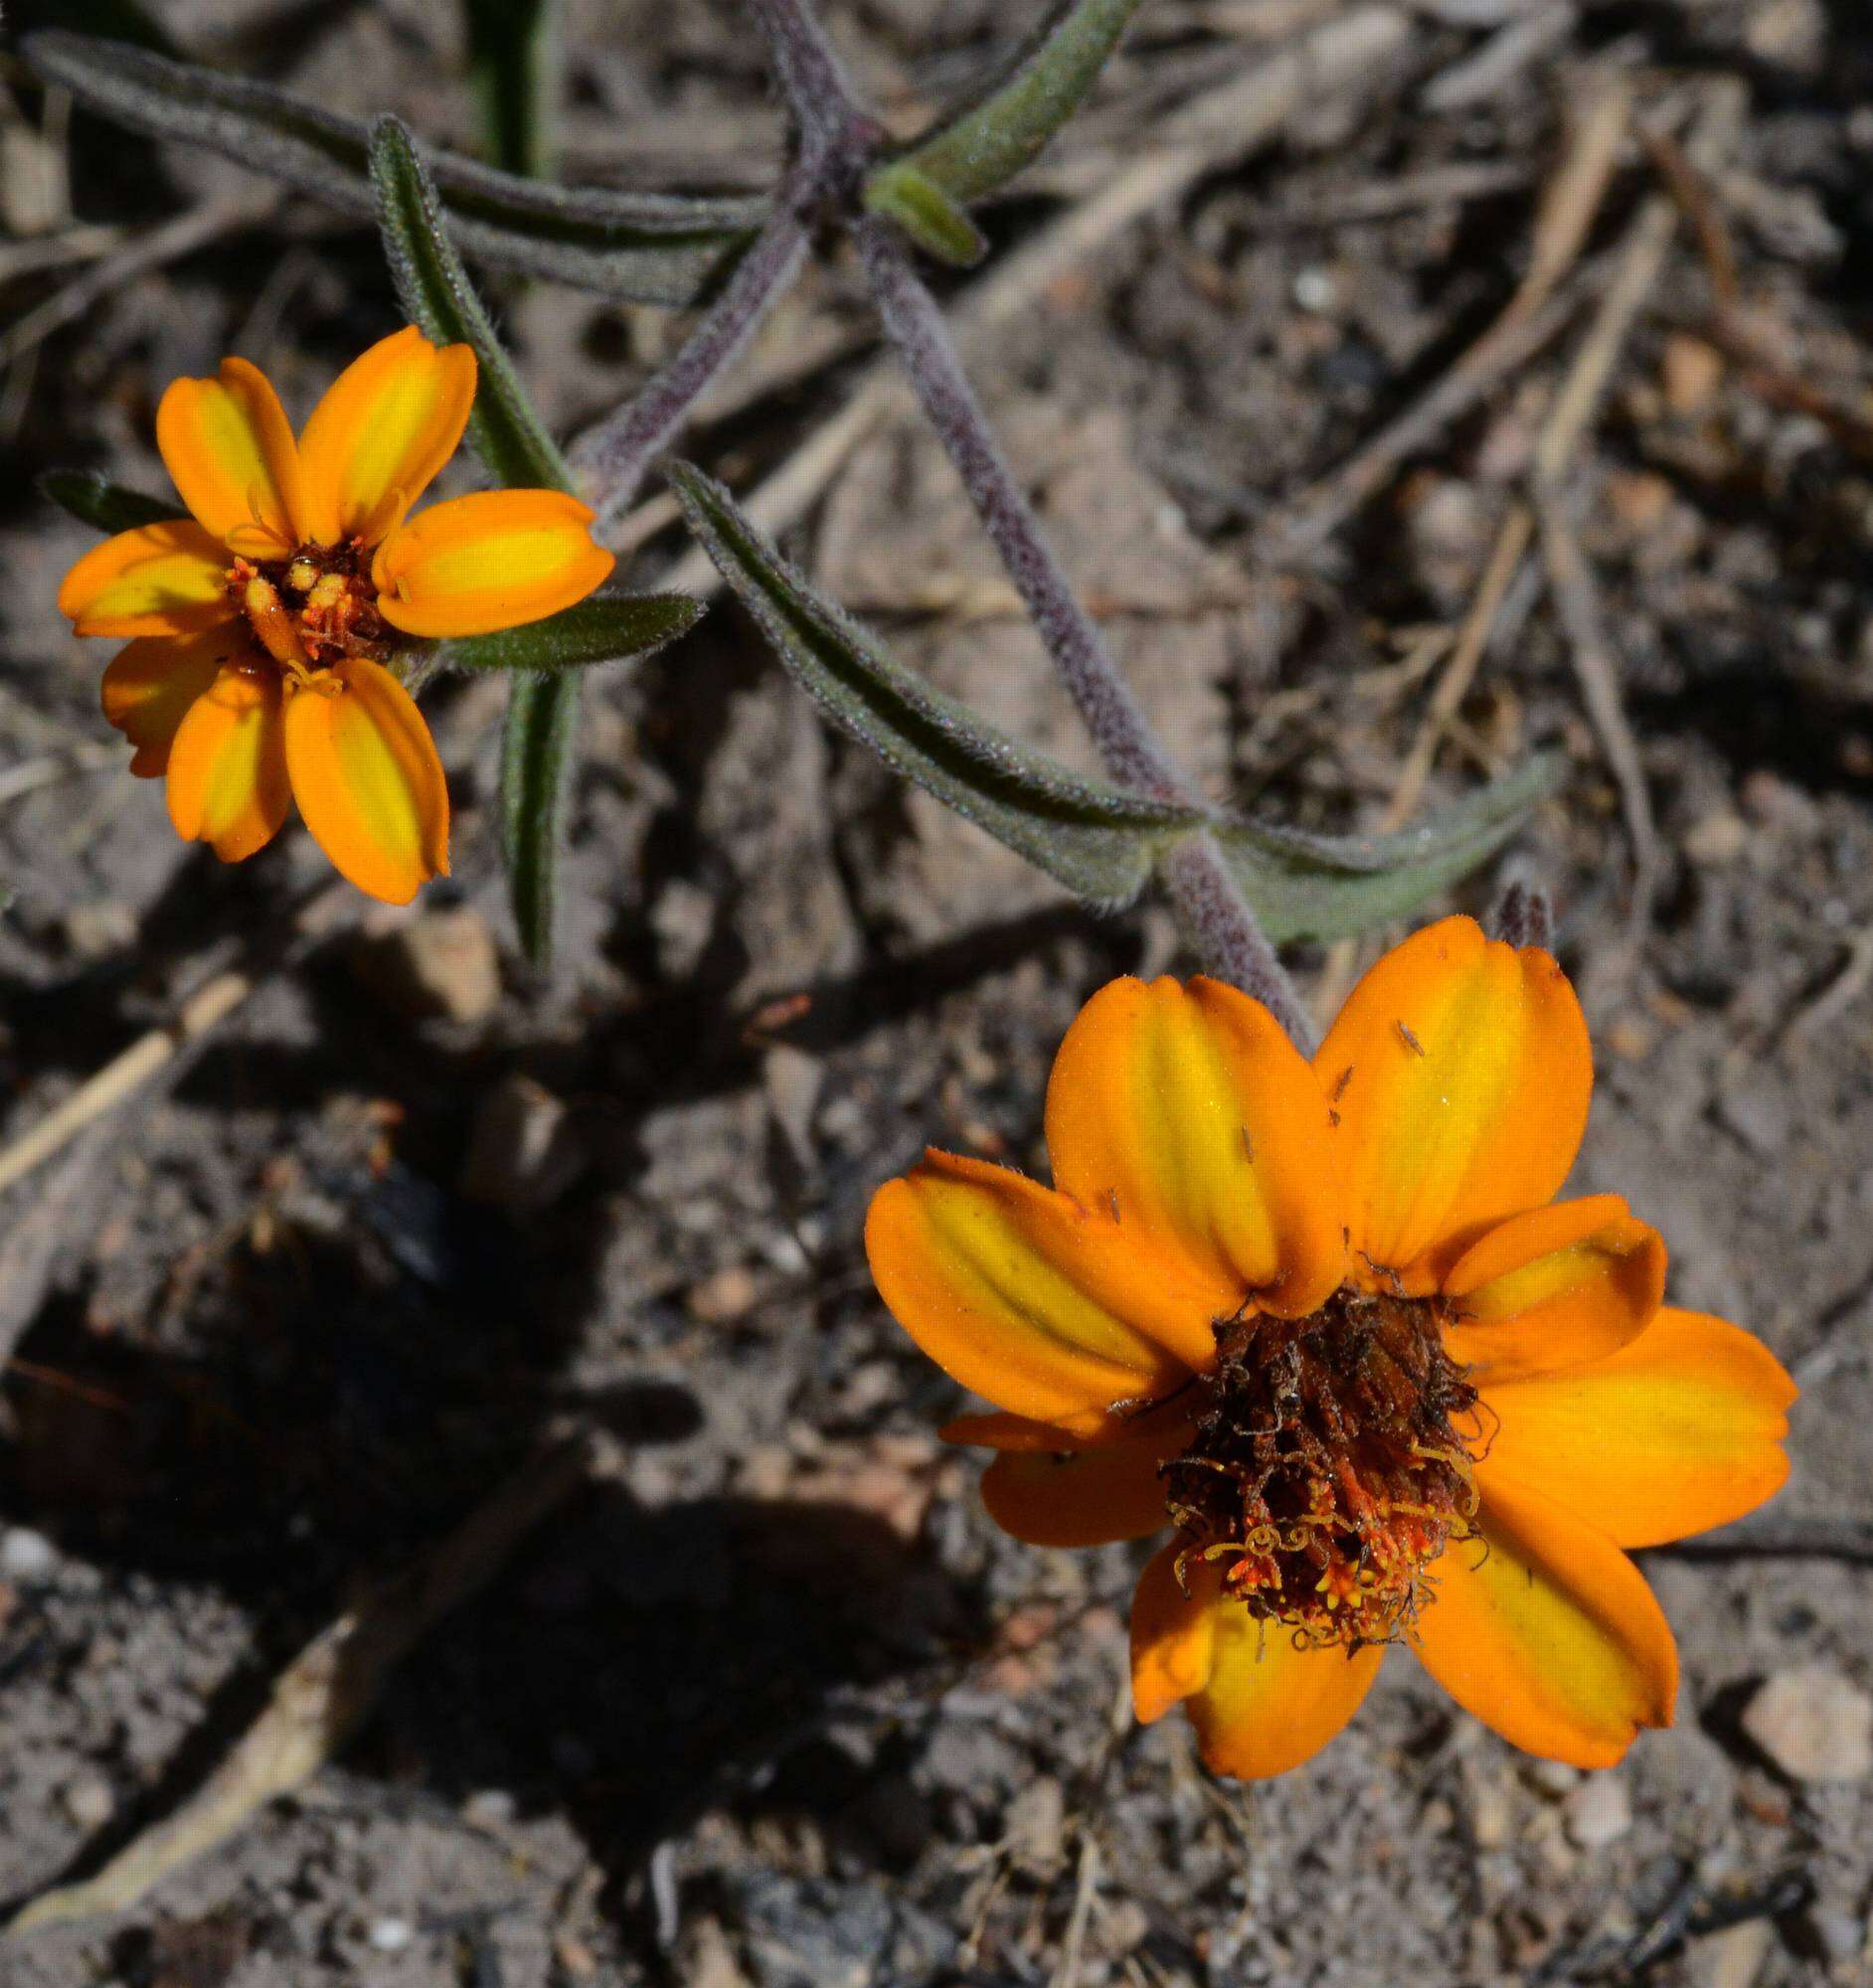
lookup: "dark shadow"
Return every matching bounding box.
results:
[0,1483,977,1948]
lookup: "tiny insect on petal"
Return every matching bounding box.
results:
[371,489,616,638]
[165,663,291,862]
[281,656,449,906]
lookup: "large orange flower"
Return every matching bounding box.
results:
[59,326,614,905]
[866,917,1796,1776]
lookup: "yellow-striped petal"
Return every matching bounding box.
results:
[1133,1547,1385,1776]
[980,1434,1174,1548]
[1315,916,1592,1288]
[155,356,306,552]
[1044,975,1345,1320]
[372,489,615,638]
[59,522,234,638]
[297,325,476,545]
[1411,1472,1677,1767]
[1476,1307,1795,1549]
[1131,1544,1220,1724]
[1443,1196,1665,1382]
[866,1151,1220,1440]
[100,629,244,777]
[165,663,290,862]
[281,656,449,905]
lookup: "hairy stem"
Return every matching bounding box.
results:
[744,0,879,165]
[573,167,816,526]
[855,214,1310,1040]
[1158,840,1315,1049]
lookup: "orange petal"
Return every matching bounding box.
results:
[866,1151,1220,1440]
[1315,916,1592,1288]
[281,656,449,906]
[981,1434,1173,1547]
[59,522,234,638]
[156,356,306,552]
[1131,1543,1221,1724]
[1044,975,1345,1320]
[1411,1471,1676,1767]
[1443,1196,1665,1382]
[100,629,245,777]
[1476,1307,1795,1549]
[372,488,615,638]
[297,325,476,545]
[165,663,290,862]
[1130,1552,1386,1775]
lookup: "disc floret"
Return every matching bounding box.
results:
[1164,1288,1482,1650]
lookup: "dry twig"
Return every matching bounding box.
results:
[7,1430,598,1935]
[1266,73,1632,561]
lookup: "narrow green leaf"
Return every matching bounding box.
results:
[669,463,1205,909]
[874,0,1144,209]
[24,30,763,306]
[40,469,186,535]
[863,163,988,266]
[369,115,570,493]
[502,672,582,967]
[1213,754,1563,945]
[442,591,703,673]
[462,0,563,179]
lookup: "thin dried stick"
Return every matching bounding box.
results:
[0,881,349,1200]
[6,1431,596,1935]
[1529,84,1746,944]
[0,192,276,371]
[1266,74,1632,560]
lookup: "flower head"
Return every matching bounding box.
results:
[59,327,614,904]
[866,917,1796,1776]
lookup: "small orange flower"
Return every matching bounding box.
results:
[59,326,614,904]
[866,917,1796,1776]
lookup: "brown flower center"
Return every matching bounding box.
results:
[229,540,390,678]
[1162,1289,1481,1650]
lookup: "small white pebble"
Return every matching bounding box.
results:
[1292,266,1336,312]
[369,1918,415,1953]
[462,1788,517,1829]
[60,1775,113,1830]
[1,1529,58,1581]
[1564,1773,1632,1849]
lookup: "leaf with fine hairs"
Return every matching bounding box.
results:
[668,462,1207,910]
[24,30,764,305]
[867,0,1143,213]
[40,470,186,535]
[1213,754,1565,944]
[441,592,703,673]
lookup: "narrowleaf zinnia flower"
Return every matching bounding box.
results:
[866,917,1796,1775]
[59,327,614,904]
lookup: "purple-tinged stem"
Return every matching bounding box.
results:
[855,216,1184,803]
[574,164,818,528]
[743,0,881,170]
[854,214,1311,1042]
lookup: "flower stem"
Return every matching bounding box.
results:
[743,0,880,167]
[853,214,1311,1043]
[574,166,817,527]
